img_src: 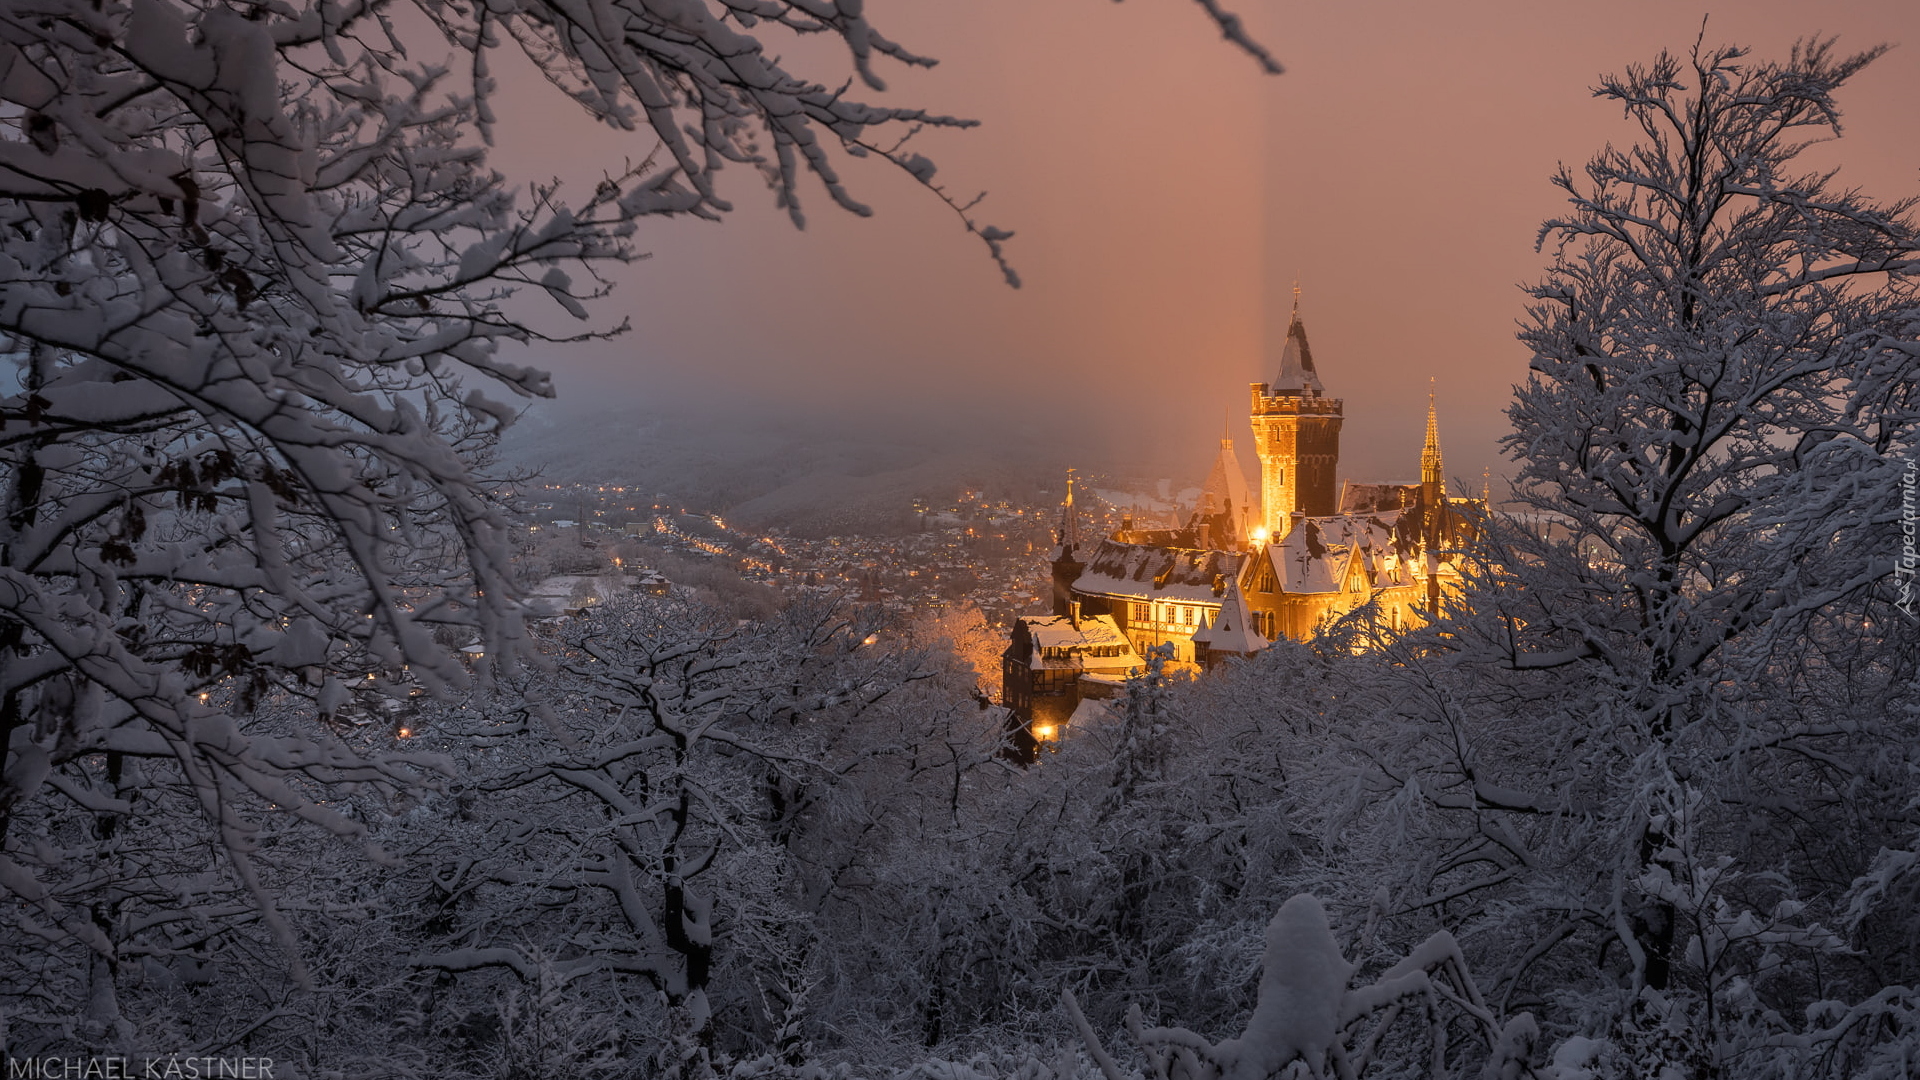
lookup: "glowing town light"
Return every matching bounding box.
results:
[396,727,412,739]
[862,633,879,646]
[1251,527,1270,544]
[1033,724,1058,741]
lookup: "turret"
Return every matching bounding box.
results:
[1421,380,1444,492]
[1191,577,1268,668]
[1199,414,1255,548]
[1420,383,1444,617]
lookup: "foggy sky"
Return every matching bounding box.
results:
[488,0,1920,492]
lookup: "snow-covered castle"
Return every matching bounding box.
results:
[1001,297,1483,751]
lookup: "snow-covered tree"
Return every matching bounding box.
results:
[0,0,1279,1046]
[0,0,687,1036]
[1270,38,1920,1078]
[1064,894,1544,1080]
[391,595,930,1076]
[1498,30,1919,990]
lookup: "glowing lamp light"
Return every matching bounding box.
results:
[862,633,879,646]
[1033,724,1058,741]
[396,727,412,739]
[1251,527,1270,544]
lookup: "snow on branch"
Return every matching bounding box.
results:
[1065,893,1543,1079]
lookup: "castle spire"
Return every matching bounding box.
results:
[1061,468,1079,550]
[1272,284,1323,397]
[1421,380,1444,488]
[1049,469,1086,620]
[1419,381,1446,619]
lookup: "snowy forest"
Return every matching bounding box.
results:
[1,0,1918,1077]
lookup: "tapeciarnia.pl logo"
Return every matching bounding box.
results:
[1900,457,1918,619]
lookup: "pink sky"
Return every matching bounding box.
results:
[491,0,1920,490]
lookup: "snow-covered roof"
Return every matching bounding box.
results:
[1270,309,1326,396]
[1025,614,1129,651]
[1338,481,1419,514]
[1193,578,1268,656]
[520,574,619,616]
[1066,696,1115,729]
[1074,539,1244,604]
[1011,614,1142,672]
[1265,513,1414,595]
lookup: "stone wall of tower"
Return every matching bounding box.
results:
[1294,413,1341,516]
[1250,384,1344,530]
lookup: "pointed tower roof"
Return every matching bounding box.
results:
[1421,381,1444,487]
[1192,577,1268,656]
[1200,419,1253,543]
[1272,285,1325,396]
[1062,468,1080,549]
[1050,468,1082,562]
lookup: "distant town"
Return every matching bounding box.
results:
[509,476,1192,630]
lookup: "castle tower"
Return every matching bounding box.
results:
[1251,287,1343,533]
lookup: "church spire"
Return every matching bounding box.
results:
[1060,468,1079,550]
[1421,380,1444,488]
[1049,469,1086,620]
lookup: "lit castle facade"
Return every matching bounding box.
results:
[1001,296,1482,751]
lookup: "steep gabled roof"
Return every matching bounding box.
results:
[1192,577,1268,656]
